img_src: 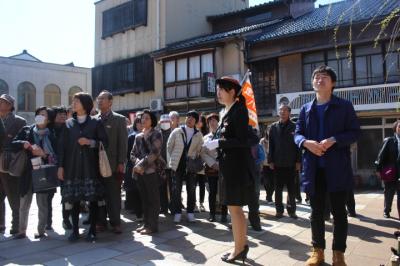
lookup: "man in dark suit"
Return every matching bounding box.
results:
[268,104,301,219]
[95,90,128,234]
[0,94,26,234]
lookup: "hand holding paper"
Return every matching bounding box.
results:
[203,139,219,150]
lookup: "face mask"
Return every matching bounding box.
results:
[160,123,170,131]
[35,115,46,125]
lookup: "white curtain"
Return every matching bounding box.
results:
[177,58,187,81]
[201,53,213,73]
[165,60,175,83]
[189,56,200,79]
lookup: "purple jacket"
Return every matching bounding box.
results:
[294,95,360,195]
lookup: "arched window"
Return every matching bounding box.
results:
[0,79,9,95]
[44,84,61,107]
[68,86,82,105]
[17,82,36,112]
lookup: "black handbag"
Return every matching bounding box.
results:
[186,156,204,173]
[180,129,204,173]
[32,165,59,193]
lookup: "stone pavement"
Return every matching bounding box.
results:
[0,189,398,266]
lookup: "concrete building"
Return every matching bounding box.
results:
[93,0,249,115]
[0,50,91,123]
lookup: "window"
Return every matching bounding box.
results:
[92,54,154,96]
[327,48,353,87]
[17,82,36,112]
[177,59,187,81]
[385,41,400,83]
[68,86,82,106]
[303,52,324,90]
[250,59,278,112]
[355,44,383,85]
[44,84,61,107]
[163,52,214,100]
[302,44,386,90]
[165,61,175,83]
[0,79,9,95]
[102,0,147,38]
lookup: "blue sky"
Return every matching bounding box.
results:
[0,0,334,68]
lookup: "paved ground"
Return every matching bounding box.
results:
[0,189,398,266]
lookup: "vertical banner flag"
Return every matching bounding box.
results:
[240,70,258,129]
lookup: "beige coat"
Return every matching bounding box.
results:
[167,126,203,172]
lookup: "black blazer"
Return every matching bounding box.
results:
[375,136,399,176]
[58,116,108,182]
[218,101,256,187]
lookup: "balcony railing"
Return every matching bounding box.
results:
[276,83,400,115]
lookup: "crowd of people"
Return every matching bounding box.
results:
[0,65,395,266]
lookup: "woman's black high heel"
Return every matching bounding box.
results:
[221,244,249,264]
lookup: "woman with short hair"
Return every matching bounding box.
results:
[57,92,107,242]
[131,109,164,234]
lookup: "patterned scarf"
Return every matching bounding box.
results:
[32,126,55,157]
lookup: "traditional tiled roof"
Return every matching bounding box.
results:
[153,18,285,55]
[207,0,285,21]
[153,0,399,56]
[251,0,400,43]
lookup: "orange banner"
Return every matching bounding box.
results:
[241,75,258,128]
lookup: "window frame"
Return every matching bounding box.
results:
[163,51,215,100]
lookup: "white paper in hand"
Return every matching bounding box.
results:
[204,139,219,150]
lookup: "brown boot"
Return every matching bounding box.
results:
[332,250,347,266]
[305,247,324,266]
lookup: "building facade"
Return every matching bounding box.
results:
[0,50,91,123]
[93,0,249,115]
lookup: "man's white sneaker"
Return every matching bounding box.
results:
[187,213,195,223]
[173,213,181,223]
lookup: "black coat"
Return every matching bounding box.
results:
[375,136,399,178]
[268,119,300,167]
[12,125,57,196]
[218,101,255,206]
[0,119,4,152]
[58,116,108,180]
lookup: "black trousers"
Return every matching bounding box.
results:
[0,173,20,231]
[196,174,206,204]
[71,201,98,235]
[248,188,261,227]
[310,168,348,252]
[47,191,55,227]
[262,166,274,201]
[383,180,400,216]
[171,171,196,214]
[160,170,172,213]
[274,167,297,214]
[207,175,219,215]
[137,173,160,231]
[346,190,356,214]
[98,175,121,227]
[295,171,302,201]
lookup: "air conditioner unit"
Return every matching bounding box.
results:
[149,98,163,111]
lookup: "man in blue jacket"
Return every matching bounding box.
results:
[295,66,360,266]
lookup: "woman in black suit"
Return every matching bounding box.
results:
[204,76,255,263]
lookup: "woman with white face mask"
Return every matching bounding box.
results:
[12,106,57,239]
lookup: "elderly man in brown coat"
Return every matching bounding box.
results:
[95,90,128,234]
